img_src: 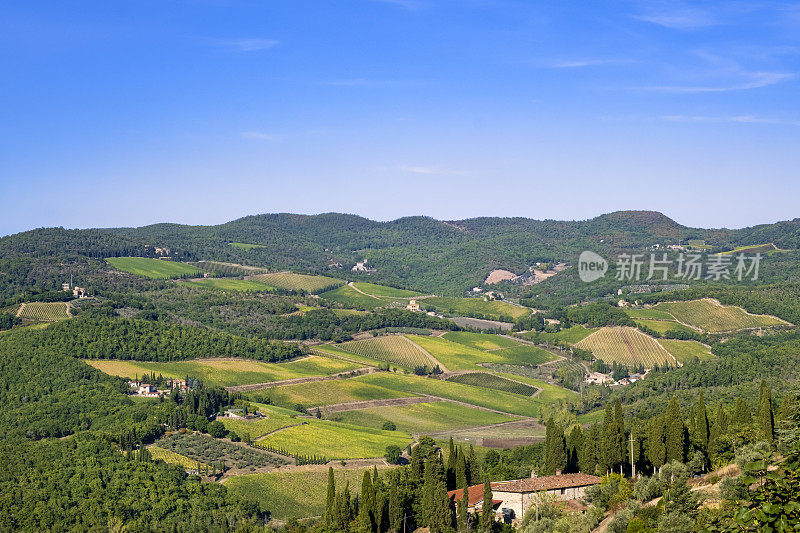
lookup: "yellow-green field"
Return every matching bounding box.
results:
[442,331,519,351]
[575,326,677,368]
[633,318,697,336]
[107,257,202,279]
[84,355,360,387]
[407,334,554,371]
[149,445,207,470]
[224,466,393,520]
[248,272,343,293]
[656,339,715,362]
[330,401,518,434]
[259,378,414,408]
[183,278,277,292]
[521,325,598,345]
[255,420,411,459]
[319,284,388,308]
[17,302,70,322]
[351,282,424,298]
[421,297,531,321]
[338,335,432,369]
[654,299,788,333]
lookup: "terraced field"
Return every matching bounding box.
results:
[258,378,414,408]
[654,299,788,333]
[225,466,391,520]
[255,420,411,459]
[183,278,277,292]
[351,282,424,298]
[17,302,70,322]
[442,331,519,351]
[85,355,360,387]
[446,373,538,395]
[248,272,343,293]
[330,401,518,434]
[338,335,433,369]
[106,257,202,279]
[421,297,531,321]
[575,326,676,367]
[657,339,715,362]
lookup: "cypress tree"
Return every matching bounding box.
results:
[692,391,710,453]
[325,466,336,530]
[481,479,493,532]
[600,403,618,473]
[566,424,584,473]
[455,448,467,489]
[758,381,775,442]
[466,445,480,485]
[665,396,685,463]
[457,486,468,532]
[733,397,752,426]
[446,438,457,490]
[388,476,401,533]
[613,398,627,472]
[411,444,423,483]
[545,417,567,475]
[430,480,452,533]
[580,423,599,474]
[648,413,666,471]
[710,403,728,444]
[359,471,374,533]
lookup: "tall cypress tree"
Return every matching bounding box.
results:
[430,480,453,533]
[758,381,775,442]
[466,445,480,485]
[733,397,752,426]
[710,403,728,444]
[325,466,336,530]
[692,391,710,453]
[600,403,620,473]
[446,438,457,490]
[359,471,374,533]
[665,396,685,463]
[566,424,584,473]
[481,479,493,533]
[613,398,627,473]
[455,448,467,489]
[545,417,567,475]
[647,414,666,472]
[388,475,401,533]
[457,486,468,532]
[580,423,599,474]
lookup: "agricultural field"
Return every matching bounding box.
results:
[421,297,531,321]
[657,339,715,362]
[149,445,208,470]
[354,372,572,418]
[224,466,391,520]
[84,355,360,387]
[248,272,343,293]
[575,326,677,367]
[256,378,414,408]
[156,432,288,472]
[220,414,302,441]
[351,282,424,298]
[441,331,519,351]
[522,325,598,345]
[407,334,554,371]
[183,278,277,292]
[654,299,788,333]
[446,373,538,396]
[311,344,381,367]
[338,335,433,369]
[319,284,387,308]
[106,257,202,279]
[255,419,411,459]
[633,318,698,336]
[17,302,70,322]
[329,401,517,435]
[624,308,677,320]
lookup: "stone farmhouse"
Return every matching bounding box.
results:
[448,472,601,523]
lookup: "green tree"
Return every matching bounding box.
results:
[359,471,374,533]
[665,397,685,464]
[481,479,493,532]
[545,417,567,475]
[710,403,728,444]
[457,486,468,532]
[733,397,752,426]
[692,391,710,454]
[325,467,336,530]
[758,380,775,443]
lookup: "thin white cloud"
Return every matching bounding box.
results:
[644,71,793,92]
[549,58,634,68]
[399,165,468,176]
[241,131,282,141]
[662,115,800,125]
[633,9,719,30]
[222,38,279,52]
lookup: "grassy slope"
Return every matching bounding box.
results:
[422,297,531,320]
[249,272,343,293]
[654,299,788,333]
[633,318,697,336]
[657,339,715,362]
[575,326,675,368]
[106,257,201,279]
[408,334,554,371]
[338,335,432,370]
[351,282,424,298]
[319,285,387,309]
[441,331,519,350]
[254,378,414,408]
[182,278,277,292]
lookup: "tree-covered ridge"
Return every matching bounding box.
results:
[32,315,305,362]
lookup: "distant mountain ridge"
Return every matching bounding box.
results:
[2,210,799,295]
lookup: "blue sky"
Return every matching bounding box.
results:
[1,0,799,236]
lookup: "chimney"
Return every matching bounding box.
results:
[555,469,562,476]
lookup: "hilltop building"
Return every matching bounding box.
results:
[406,299,420,312]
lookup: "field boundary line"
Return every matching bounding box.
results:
[15,303,24,317]
[403,335,451,373]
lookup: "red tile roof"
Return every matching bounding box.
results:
[493,473,602,493]
[447,483,504,507]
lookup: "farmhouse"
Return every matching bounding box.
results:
[406,299,421,312]
[73,286,88,298]
[352,260,376,272]
[447,472,601,523]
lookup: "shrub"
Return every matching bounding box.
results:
[207,421,227,439]
[382,421,397,431]
[385,445,402,465]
